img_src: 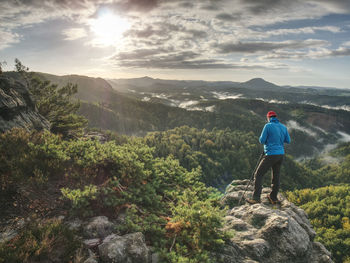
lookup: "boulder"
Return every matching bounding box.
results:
[98,232,149,263]
[83,216,115,239]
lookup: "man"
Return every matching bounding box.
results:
[247,111,291,204]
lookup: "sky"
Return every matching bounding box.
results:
[0,0,350,88]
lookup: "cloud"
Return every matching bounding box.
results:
[214,39,328,54]
[329,47,350,56]
[215,13,241,21]
[112,49,289,69]
[62,27,87,40]
[263,26,342,36]
[103,0,159,14]
[112,47,174,60]
[0,29,21,50]
[1,0,350,70]
[259,43,350,60]
[287,120,317,137]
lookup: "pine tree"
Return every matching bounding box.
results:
[14,59,88,137]
[0,61,6,75]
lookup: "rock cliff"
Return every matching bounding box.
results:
[0,76,50,132]
[219,179,333,263]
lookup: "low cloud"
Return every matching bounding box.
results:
[212,92,244,100]
[300,101,350,112]
[256,98,289,104]
[287,120,317,137]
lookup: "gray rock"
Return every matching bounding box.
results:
[0,76,50,132]
[219,180,334,263]
[0,228,19,244]
[241,239,270,259]
[66,218,83,231]
[211,242,243,263]
[83,238,102,248]
[0,218,26,244]
[259,215,310,259]
[151,252,160,263]
[84,216,115,239]
[84,258,98,263]
[310,242,333,263]
[98,232,149,263]
[225,216,251,231]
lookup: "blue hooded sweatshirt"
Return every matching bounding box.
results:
[259,117,291,155]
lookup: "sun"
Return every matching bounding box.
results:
[90,13,130,46]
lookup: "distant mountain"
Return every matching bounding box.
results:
[240,77,280,90]
[36,73,114,103]
[107,76,350,108]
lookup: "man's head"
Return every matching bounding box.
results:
[266,111,277,121]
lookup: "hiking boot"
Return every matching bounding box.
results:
[267,194,281,205]
[246,198,261,204]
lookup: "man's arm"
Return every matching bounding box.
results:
[259,125,268,144]
[284,128,291,144]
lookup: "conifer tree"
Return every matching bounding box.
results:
[14,59,87,137]
[0,61,6,75]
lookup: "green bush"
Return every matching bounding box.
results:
[0,128,232,262]
[61,185,99,217]
[286,185,350,263]
[0,218,81,263]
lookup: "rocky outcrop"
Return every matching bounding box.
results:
[98,233,150,263]
[83,216,115,239]
[0,76,49,132]
[77,216,150,263]
[218,179,333,263]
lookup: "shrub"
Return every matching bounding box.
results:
[162,189,231,262]
[0,218,81,263]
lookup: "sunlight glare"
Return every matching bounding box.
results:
[90,13,130,46]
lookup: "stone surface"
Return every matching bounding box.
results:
[0,218,25,244]
[151,252,160,263]
[84,257,98,263]
[0,76,50,132]
[84,216,115,239]
[98,232,149,263]
[83,238,101,248]
[66,218,83,231]
[216,179,334,263]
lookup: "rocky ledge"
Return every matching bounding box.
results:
[218,179,333,263]
[0,76,49,132]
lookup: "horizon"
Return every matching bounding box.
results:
[1,0,350,89]
[2,70,341,89]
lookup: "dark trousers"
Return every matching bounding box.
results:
[253,154,284,201]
